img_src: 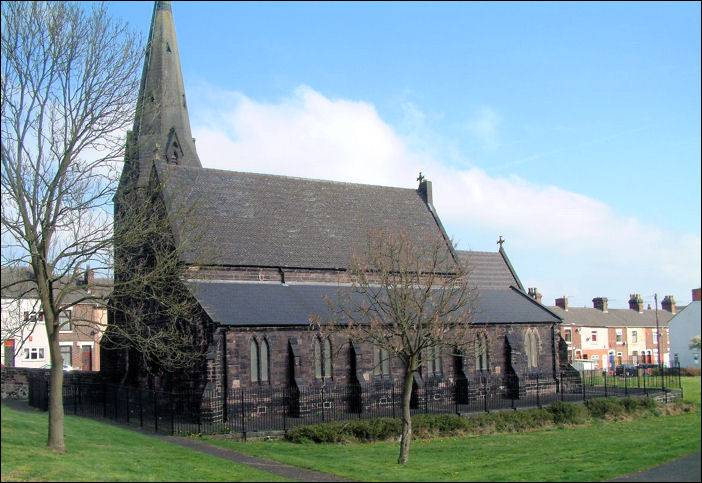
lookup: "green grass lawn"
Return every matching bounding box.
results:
[203,377,701,482]
[2,378,699,482]
[0,405,288,482]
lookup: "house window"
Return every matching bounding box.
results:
[24,311,38,322]
[250,339,270,383]
[474,334,488,370]
[632,350,638,365]
[525,330,539,368]
[59,310,72,331]
[372,345,390,376]
[24,347,45,360]
[314,337,333,379]
[425,346,441,376]
[60,345,71,366]
[591,331,597,342]
[652,329,658,345]
[564,329,572,343]
[616,329,623,343]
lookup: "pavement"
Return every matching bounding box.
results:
[3,398,700,482]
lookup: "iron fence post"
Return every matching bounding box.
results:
[624,373,628,397]
[154,392,158,433]
[483,377,488,413]
[241,390,246,441]
[392,385,396,419]
[139,389,143,428]
[604,371,608,397]
[103,383,107,418]
[322,386,326,422]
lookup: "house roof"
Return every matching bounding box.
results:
[156,162,453,270]
[185,280,561,327]
[455,249,523,290]
[548,305,676,328]
[1,267,112,304]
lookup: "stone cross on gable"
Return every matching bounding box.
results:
[497,236,505,249]
[417,172,425,184]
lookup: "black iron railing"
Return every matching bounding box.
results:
[26,364,682,437]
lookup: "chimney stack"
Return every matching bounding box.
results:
[528,288,542,304]
[84,266,95,286]
[693,288,701,302]
[593,297,608,312]
[555,296,569,311]
[661,295,676,314]
[628,294,644,313]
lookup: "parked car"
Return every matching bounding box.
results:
[615,364,637,376]
[40,363,73,371]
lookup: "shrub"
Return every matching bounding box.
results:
[548,401,589,424]
[284,418,402,444]
[586,397,624,418]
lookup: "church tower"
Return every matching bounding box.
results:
[123,0,201,190]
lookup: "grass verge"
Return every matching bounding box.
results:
[0,404,288,482]
[202,377,701,482]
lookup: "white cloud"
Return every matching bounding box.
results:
[188,84,701,306]
[465,106,501,150]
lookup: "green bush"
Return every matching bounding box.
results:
[285,418,402,444]
[285,397,667,444]
[586,397,624,418]
[548,401,589,424]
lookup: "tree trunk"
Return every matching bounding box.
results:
[398,367,415,465]
[46,326,65,451]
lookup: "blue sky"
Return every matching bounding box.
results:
[107,1,701,308]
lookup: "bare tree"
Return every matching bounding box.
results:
[311,229,482,465]
[1,1,142,451]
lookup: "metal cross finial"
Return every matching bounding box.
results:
[497,236,505,249]
[417,172,425,183]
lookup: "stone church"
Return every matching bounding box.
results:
[102,1,569,409]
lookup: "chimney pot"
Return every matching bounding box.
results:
[593,297,608,312]
[628,293,644,313]
[692,288,701,302]
[528,287,542,304]
[661,295,676,314]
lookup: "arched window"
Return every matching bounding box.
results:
[323,338,333,378]
[525,330,539,368]
[314,338,322,379]
[475,334,488,371]
[314,337,333,379]
[425,346,441,376]
[260,339,269,382]
[250,340,259,383]
[250,338,270,383]
[373,345,391,376]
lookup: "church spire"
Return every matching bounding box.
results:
[130,1,201,186]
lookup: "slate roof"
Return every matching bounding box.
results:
[1,267,112,303]
[456,250,522,289]
[547,306,675,328]
[156,163,453,270]
[186,280,560,327]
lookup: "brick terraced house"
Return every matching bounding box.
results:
[538,293,676,371]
